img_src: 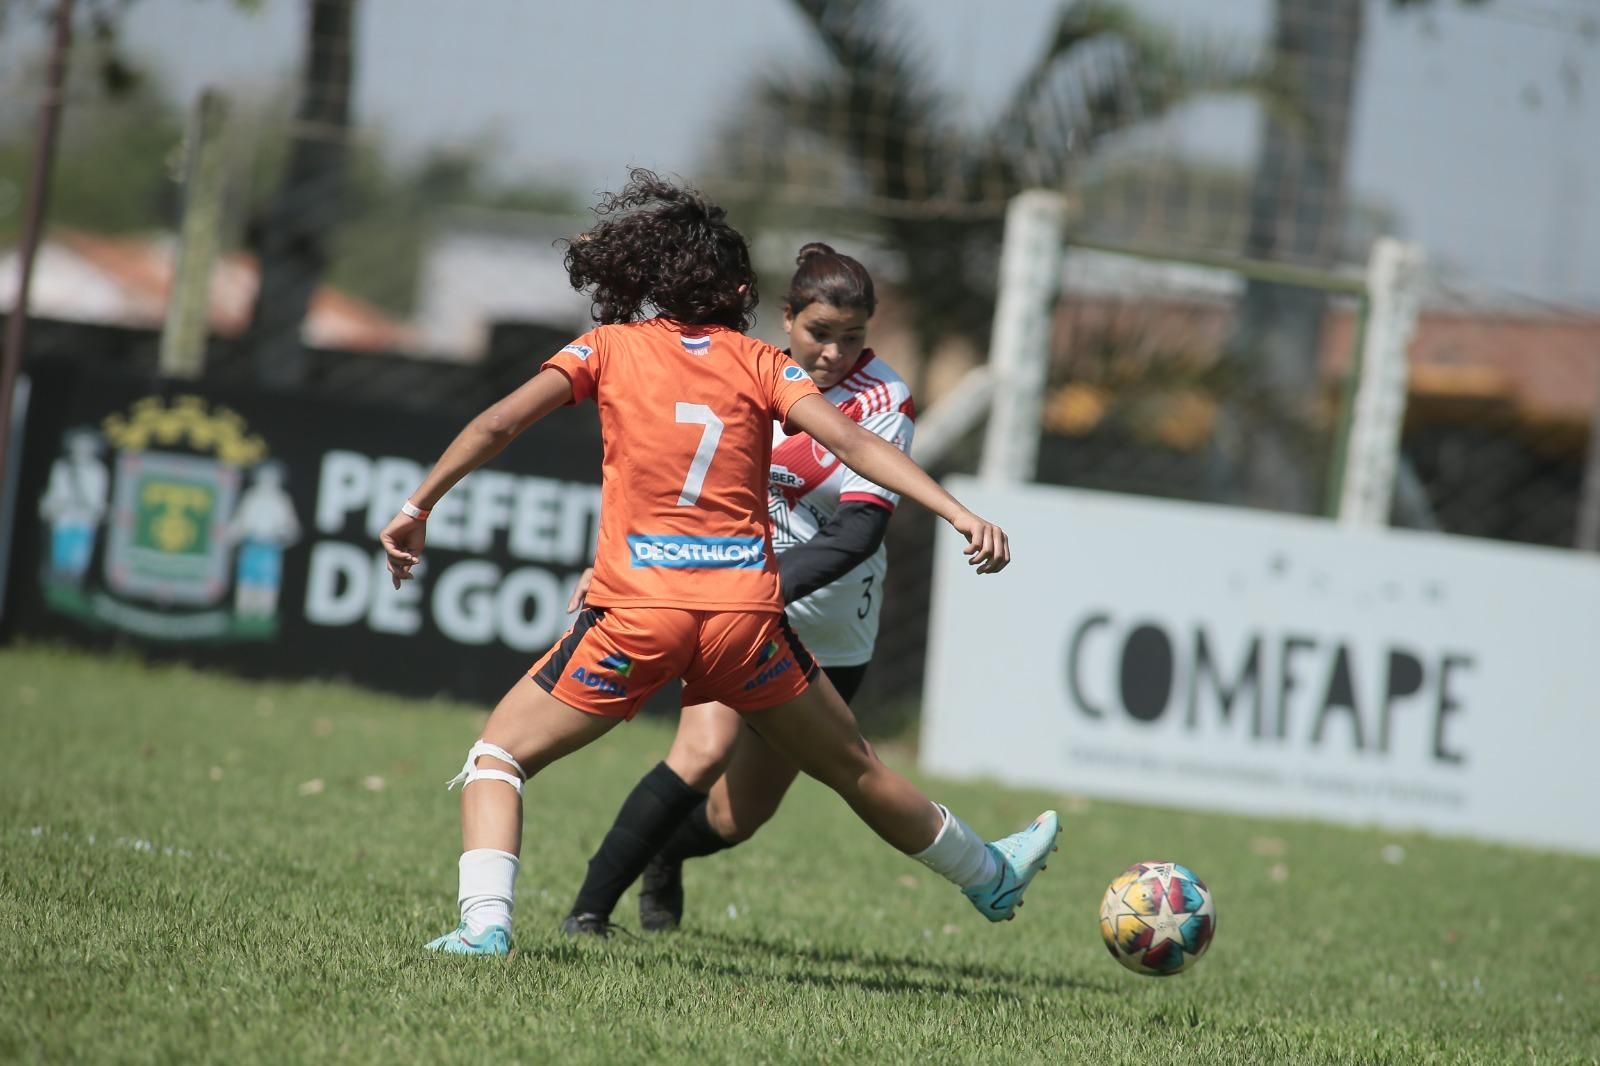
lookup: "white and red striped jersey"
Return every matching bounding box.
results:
[768,350,915,666]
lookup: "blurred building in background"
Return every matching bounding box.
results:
[0,230,416,351]
[411,209,592,359]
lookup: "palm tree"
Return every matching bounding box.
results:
[711,0,1282,391]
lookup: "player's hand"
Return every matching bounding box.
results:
[380,513,426,590]
[566,567,595,613]
[951,510,1010,574]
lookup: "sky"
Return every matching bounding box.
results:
[1,0,1597,307]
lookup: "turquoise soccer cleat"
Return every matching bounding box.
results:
[962,810,1061,923]
[424,922,511,956]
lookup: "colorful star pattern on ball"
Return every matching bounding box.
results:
[1098,861,1216,976]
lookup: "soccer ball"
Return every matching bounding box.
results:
[1099,861,1216,976]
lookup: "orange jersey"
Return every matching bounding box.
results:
[542,319,821,612]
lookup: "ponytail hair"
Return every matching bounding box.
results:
[784,242,876,317]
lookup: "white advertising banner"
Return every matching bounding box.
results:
[922,477,1600,855]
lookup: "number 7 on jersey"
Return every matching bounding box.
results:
[674,403,724,506]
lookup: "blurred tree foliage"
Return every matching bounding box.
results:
[0,31,576,319]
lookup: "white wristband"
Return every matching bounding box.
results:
[400,500,430,520]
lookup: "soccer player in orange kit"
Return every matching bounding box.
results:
[562,242,920,937]
[379,169,1058,955]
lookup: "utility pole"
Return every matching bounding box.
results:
[0,0,76,496]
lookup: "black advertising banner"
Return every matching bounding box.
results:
[6,364,608,705]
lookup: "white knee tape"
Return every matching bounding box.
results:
[445,740,527,795]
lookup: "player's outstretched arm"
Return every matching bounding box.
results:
[785,393,1009,574]
[381,368,574,589]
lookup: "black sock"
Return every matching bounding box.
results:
[570,762,703,920]
[654,800,735,866]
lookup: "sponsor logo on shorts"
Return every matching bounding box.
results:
[561,343,594,360]
[783,364,807,382]
[570,666,625,696]
[757,639,780,665]
[627,535,765,570]
[680,334,712,356]
[598,652,634,677]
[744,655,795,692]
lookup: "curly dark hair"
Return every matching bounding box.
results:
[561,168,758,331]
[785,241,876,317]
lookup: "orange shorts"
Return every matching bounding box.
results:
[530,607,817,719]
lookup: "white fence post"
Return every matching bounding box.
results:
[979,190,1066,485]
[1337,238,1425,527]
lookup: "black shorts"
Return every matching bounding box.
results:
[820,662,869,705]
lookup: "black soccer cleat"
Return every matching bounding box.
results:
[561,911,618,938]
[638,856,684,932]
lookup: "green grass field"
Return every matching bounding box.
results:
[2,645,1596,1065]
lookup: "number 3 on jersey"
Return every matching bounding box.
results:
[674,403,724,506]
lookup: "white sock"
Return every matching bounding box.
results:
[458,848,519,935]
[912,804,998,888]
